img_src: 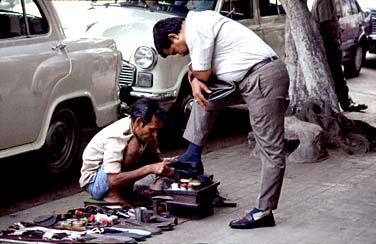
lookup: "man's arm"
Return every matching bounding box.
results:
[107,160,174,188]
[188,63,212,83]
[188,64,213,108]
[192,69,212,82]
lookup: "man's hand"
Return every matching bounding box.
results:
[187,64,212,109]
[151,159,175,177]
[191,78,212,109]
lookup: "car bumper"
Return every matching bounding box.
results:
[368,35,376,53]
[119,85,177,111]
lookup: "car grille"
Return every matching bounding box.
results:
[372,11,376,35]
[119,61,136,86]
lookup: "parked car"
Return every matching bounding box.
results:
[0,0,122,174]
[334,0,370,77]
[81,0,368,127]
[357,0,376,54]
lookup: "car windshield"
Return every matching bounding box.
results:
[357,0,375,10]
[91,0,217,16]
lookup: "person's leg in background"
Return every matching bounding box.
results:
[326,43,367,112]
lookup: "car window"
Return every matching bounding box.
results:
[341,0,353,16]
[260,0,285,16]
[334,0,341,17]
[0,0,48,39]
[349,0,360,14]
[357,0,374,10]
[220,0,252,20]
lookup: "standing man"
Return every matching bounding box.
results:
[311,0,367,112]
[79,98,175,206]
[153,10,289,229]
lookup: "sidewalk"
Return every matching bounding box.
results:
[1,59,376,243]
[1,143,375,244]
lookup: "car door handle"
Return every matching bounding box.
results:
[51,43,66,51]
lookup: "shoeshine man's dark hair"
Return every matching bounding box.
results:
[130,98,166,125]
[153,17,185,58]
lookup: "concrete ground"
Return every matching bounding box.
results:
[1,56,375,243]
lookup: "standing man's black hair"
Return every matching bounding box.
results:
[130,98,166,125]
[153,17,185,58]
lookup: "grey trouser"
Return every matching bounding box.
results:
[184,59,289,210]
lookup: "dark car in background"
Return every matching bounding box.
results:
[358,0,376,54]
[335,0,370,77]
[368,9,376,53]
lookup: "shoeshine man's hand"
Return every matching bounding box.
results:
[151,159,175,177]
[191,77,211,109]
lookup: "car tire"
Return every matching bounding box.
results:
[180,94,194,121]
[344,44,365,78]
[42,108,80,174]
[157,92,193,148]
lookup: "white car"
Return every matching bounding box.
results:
[0,0,122,174]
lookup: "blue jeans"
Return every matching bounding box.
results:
[85,164,156,200]
[85,164,109,200]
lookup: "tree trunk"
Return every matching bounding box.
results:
[279,0,375,154]
[284,19,308,115]
[280,0,339,114]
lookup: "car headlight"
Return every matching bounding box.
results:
[134,46,157,70]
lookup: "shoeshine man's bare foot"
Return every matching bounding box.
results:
[104,190,128,206]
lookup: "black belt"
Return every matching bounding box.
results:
[242,56,278,81]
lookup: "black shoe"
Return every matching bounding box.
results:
[229,208,275,229]
[343,101,368,112]
[170,160,204,178]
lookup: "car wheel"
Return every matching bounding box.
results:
[344,45,364,78]
[158,92,194,148]
[181,94,194,120]
[43,108,80,174]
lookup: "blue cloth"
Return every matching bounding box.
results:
[85,164,109,200]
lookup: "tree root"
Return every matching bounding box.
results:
[294,99,375,154]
